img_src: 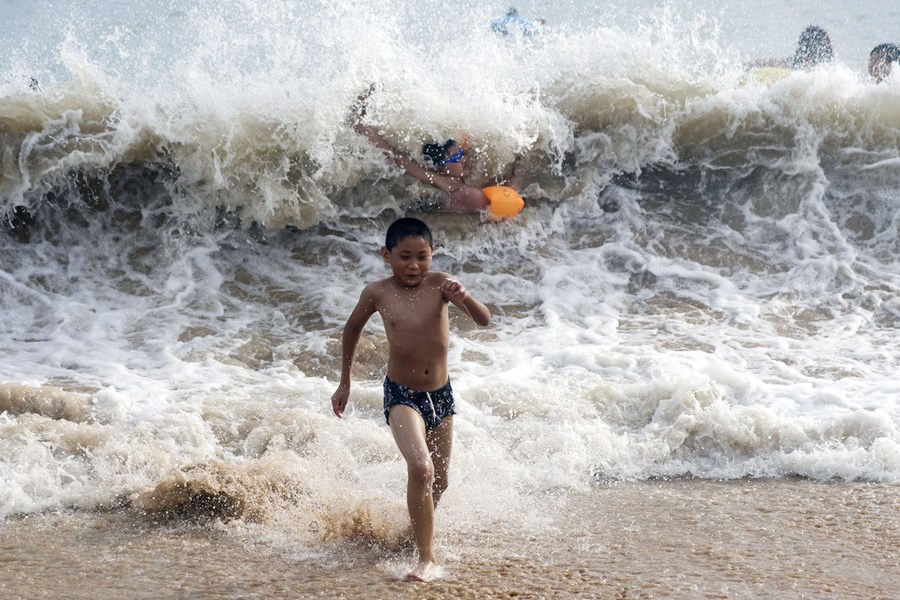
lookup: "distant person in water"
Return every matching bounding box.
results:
[749,25,834,71]
[868,43,900,83]
[351,86,520,213]
[490,7,543,37]
[790,26,834,69]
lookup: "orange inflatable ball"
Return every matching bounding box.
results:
[482,186,525,219]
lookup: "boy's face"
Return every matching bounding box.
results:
[381,235,433,288]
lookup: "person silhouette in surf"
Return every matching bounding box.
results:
[748,25,834,71]
[868,43,899,83]
[790,25,834,70]
[350,86,521,213]
[330,217,491,583]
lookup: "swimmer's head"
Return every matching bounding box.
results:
[422,139,457,167]
[385,217,434,250]
[869,43,900,82]
[792,26,833,69]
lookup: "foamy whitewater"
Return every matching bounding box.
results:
[1,0,899,567]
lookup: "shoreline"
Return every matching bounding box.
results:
[1,479,898,599]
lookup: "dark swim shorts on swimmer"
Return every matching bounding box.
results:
[383,377,455,431]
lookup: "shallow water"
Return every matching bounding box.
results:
[3,480,898,599]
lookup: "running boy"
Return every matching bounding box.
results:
[330,217,491,582]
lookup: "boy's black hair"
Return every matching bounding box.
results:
[385,217,434,250]
[422,139,456,167]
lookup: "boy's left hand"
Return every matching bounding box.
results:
[441,278,468,303]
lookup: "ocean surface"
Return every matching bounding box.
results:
[2,0,899,597]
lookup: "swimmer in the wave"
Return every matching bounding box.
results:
[351,86,521,214]
[868,43,899,83]
[748,25,834,71]
[331,217,491,583]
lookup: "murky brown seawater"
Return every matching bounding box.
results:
[2,479,898,599]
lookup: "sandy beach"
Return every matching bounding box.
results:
[2,479,897,599]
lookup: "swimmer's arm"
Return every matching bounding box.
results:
[353,123,464,193]
[351,87,415,174]
[350,86,464,193]
[744,57,790,69]
[440,277,491,327]
[331,285,379,417]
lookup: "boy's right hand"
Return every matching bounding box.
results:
[331,384,350,418]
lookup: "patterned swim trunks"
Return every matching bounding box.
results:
[383,377,455,431]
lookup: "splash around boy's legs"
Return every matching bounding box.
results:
[388,405,453,583]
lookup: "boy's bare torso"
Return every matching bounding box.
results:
[368,271,451,392]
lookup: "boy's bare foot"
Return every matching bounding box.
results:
[404,560,439,583]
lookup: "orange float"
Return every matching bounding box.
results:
[482,186,525,219]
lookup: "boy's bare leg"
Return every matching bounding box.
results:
[395,416,454,552]
[389,405,438,582]
[426,415,454,507]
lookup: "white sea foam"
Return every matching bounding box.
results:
[0,0,898,537]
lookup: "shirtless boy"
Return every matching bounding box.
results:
[330,217,491,582]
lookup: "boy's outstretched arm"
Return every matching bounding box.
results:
[331,286,378,417]
[441,277,491,327]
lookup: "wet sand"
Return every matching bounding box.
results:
[2,479,898,599]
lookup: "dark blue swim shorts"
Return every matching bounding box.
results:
[383,377,455,431]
